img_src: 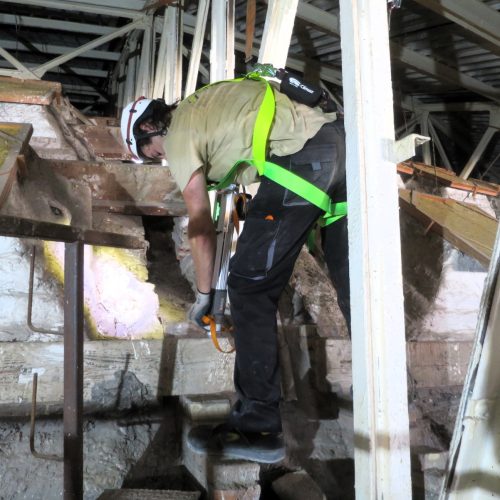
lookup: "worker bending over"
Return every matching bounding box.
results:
[121,74,350,463]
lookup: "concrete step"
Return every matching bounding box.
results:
[98,489,200,499]
[180,395,262,500]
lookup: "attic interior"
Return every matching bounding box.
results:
[0,1,499,499]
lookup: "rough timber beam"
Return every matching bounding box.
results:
[258,0,299,68]
[185,0,210,96]
[48,160,186,216]
[0,39,120,62]
[0,336,235,417]
[0,14,114,36]
[210,0,235,82]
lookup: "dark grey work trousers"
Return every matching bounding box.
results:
[227,120,349,434]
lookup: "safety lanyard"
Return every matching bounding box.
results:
[209,75,347,226]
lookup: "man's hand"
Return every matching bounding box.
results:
[188,289,212,327]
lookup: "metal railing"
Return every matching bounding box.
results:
[0,215,144,500]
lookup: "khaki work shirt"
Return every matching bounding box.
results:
[164,79,336,192]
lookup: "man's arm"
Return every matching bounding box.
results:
[182,168,215,294]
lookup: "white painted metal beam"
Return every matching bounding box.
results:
[420,102,500,113]
[0,14,114,35]
[459,126,498,179]
[32,18,146,78]
[413,0,500,54]
[297,0,340,36]
[258,0,299,67]
[427,118,453,170]
[339,0,412,497]
[0,47,38,79]
[0,39,120,62]
[185,0,210,96]
[0,0,143,19]
[294,0,500,104]
[391,43,500,104]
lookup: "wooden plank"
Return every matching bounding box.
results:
[0,334,235,417]
[48,159,187,216]
[320,339,473,397]
[397,161,500,197]
[0,76,61,105]
[399,189,498,266]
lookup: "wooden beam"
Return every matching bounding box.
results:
[47,159,186,216]
[72,125,129,161]
[399,189,498,267]
[259,0,299,68]
[0,122,32,208]
[0,335,235,417]
[397,161,500,197]
[0,76,61,105]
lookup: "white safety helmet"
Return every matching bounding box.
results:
[120,96,153,161]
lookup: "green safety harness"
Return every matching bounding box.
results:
[204,72,347,226]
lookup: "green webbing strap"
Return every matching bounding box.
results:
[208,74,347,226]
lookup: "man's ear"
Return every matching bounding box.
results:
[139,121,156,132]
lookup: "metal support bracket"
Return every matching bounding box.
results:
[30,372,63,462]
[393,133,431,163]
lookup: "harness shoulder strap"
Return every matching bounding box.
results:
[209,75,347,226]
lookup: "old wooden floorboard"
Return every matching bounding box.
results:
[397,161,500,197]
[0,334,235,417]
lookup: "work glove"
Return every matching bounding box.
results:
[187,290,212,328]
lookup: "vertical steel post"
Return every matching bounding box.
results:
[339,0,412,497]
[63,240,84,500]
